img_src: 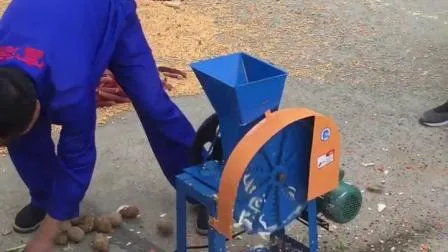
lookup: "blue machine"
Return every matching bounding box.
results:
[176,53,362,251]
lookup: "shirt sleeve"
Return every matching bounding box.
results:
[47,87,97,221]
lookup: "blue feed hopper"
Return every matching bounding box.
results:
[191,52,288,159]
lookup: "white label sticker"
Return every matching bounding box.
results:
[318,150,335,168]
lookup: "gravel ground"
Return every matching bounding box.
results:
[0,0,447,251]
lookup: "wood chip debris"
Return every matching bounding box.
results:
[1,228,12,236]
[366,185,384,194]
[161,0,182,9]
[377,203,386,212]
[5,244,26,252]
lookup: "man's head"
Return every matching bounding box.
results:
[0,67,40,145]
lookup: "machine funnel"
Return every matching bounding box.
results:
[190,52,288,125]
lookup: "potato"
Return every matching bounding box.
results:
[117,205,140,219]
[156,220,173,237]
[71,216,83,226]
[92,233,109,252]
[54,232,69,246]
[106,212,122,227]
[94,216,113,233]
[67,226,85,243]
[59,221,72,232]
[78,215,95,233]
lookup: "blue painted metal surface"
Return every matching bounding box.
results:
[307,201,319,252]
[176,173,227,252]
[232,119,313,235]
[176,53,320,252]
[184,118,314,232]
[191,52,287,159]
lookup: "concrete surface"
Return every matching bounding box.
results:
[1,0,448,251]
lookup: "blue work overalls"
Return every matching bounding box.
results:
[0,0,196,221]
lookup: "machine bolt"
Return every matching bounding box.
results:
[276,172,286,183]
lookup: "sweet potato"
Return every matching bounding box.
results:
[106,212,123,227]
[96,100,118,107]
[54,232,69,246]
[92,233,109,252]
[78,215,95,233]
[156,220,173,237]
[71,216,83,226]
[60,221,72,232]
[97,91,131,103]
[94,216,113,233]
[162,72,185,79]
[117,205,140,219]
[99,76,116,87]
[67,227,85,243]
[158,66,187,78]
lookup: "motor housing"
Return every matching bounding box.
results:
[317,170,362,224]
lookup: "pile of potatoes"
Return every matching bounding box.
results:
[54,205,140,252]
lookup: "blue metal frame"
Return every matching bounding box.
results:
[175,172,319,252]
[176,173,226,252]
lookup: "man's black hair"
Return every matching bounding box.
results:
[0,67,37,140]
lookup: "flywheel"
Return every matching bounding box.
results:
[212,108,341,239]
[232,117,314,235]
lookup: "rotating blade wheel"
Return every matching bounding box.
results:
[234,118,314,234]
[189,113,223,165]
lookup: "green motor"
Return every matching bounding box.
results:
[317,170,362,224]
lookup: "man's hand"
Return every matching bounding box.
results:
[25,215,60,252]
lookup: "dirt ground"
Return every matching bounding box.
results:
[0,0,447,252]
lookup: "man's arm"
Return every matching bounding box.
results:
[28,89,97,249]
[48,88,97,220]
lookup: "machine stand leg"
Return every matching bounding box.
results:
[176,183,187,252]
[307,200,319,252]
[208,227,226,252]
